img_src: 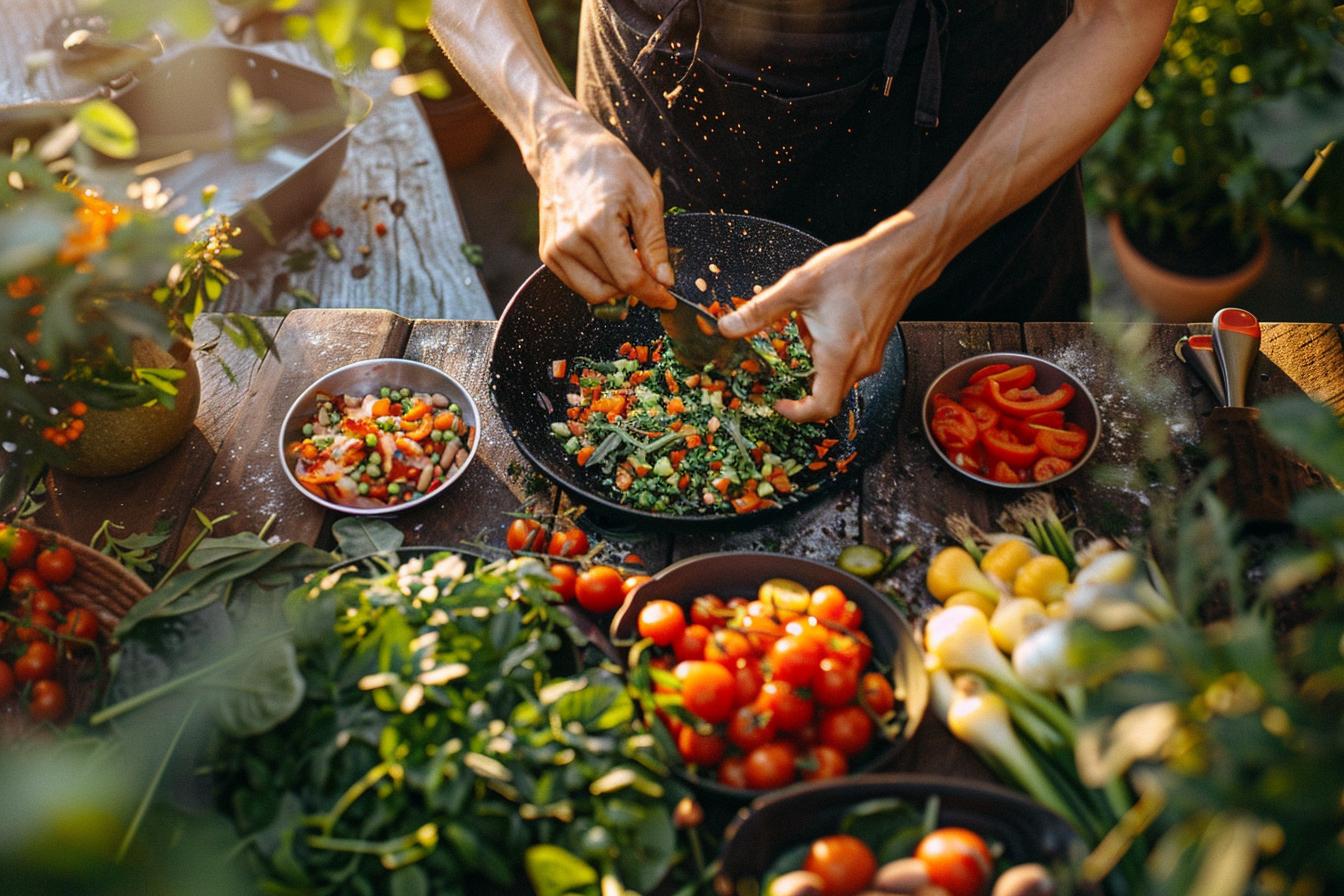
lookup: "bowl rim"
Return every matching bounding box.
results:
[609,551,930,802]
[276,357,481,517]
[921,351,1102,490]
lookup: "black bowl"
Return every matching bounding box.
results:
[609,552,928,802]
[488,212,905,531]
[719,774,1086,890]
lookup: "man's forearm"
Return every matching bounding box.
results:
[428,0,589,176]
[874,0,1175,279]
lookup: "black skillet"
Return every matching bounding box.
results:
[488,212,906,530]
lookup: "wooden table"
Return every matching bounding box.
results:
[1,0,493,320]
[29,311,1344,778]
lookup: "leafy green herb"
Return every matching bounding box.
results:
[90,518,172,575]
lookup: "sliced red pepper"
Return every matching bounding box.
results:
[1032,456,1073,481]
[732,493,762,514]
[985,364,1037,390]
[959,381,988,402]
[982,426,1040,467]
[988,460,1023,484]
[987,379,1075,415]
[1034,422,1089,461]
[1025,410,1065,429]
[967,363,1012,385]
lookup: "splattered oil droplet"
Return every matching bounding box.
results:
[753,284,763,294]
[708,263,721,274]
[694,277,709,292]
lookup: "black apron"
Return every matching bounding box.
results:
[575,0,1089,321]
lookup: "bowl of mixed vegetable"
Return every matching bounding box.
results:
[923,354,1100,489]
[720,774,1084,896]
[610,552,928,802]
[278,358,479,515]
[488,212,905,529]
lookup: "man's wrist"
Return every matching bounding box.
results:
[867,207,950,299]
[521,102,594,178]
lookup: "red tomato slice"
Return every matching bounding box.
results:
[985,364,1037,390]
[982,426,1041,467]
[1025,410,1065,429]
[931,402,978,451]
[1033,456,1073,481]
[967,363,1011,385]
[988,379,1076,415]
[1034,422,1089,460]
[960,397,1000,433]
[959,382,988,402]
[949,442,986,475]
[988,460,1022,484]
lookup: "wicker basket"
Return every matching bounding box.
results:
[2,526,151,734]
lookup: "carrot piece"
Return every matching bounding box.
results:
[619,341,633,358]
[807,461,828,471]
[709,460,723,471]
[300,443,319,460]
[732,493,761,514]
[712,476,731,494]
[299,480,326,498]
[677,473,690,490]
[434,412,457,431]
[728,397,742,410]
[371,397,391,417]
[669,420,683,431]
[402,402,431,422]
[669,449,687,469]
[298,470,342,485]
[664,370,680,394]
[403,417,433,441]
[684,374,701,388]
[684,433,702,449]
[576,445,596,466]
[834,450,858,473]
[739,358,761,374]
[707,300,723,316]
[666,396,686,415]
[731,295,749,308]
[551,359,567,379]
[634,345,649,363]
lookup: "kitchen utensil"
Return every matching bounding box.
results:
[657,289,747,369]
[278,358,480,516]
[922,352,1101,489]
[609,552,928,802]
[1175,334,1227,406]
[1211,307,1262,408]
[488,212,906,530]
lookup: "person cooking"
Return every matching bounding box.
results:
[430,0,1174,422]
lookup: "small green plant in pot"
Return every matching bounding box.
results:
[1087,0,1343,320]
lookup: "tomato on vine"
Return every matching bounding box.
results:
[505,518,547,553]
[546,527,589,558]
[14,641,57,682]
[676,660,736,724]
[0,525,37,569]
[35,545,75,585]
[547,563,577,602]
[27,679,67,722]
[574,565,625,613]
[637,600,686,647]
[915,827,994,896]
[804,834,877,896]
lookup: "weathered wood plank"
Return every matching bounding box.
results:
[393,319,557,547]
[33,314,280,562]
[861,321,1024,605]
[174,307,411,553]
[1022,322,1196,539]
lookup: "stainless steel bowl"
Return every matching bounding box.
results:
[278,358,480,516]
[922,352,1101,489]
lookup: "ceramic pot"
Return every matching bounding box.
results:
[54,339,201,478]
[1107,214,1271,323]
[418,76,500,171]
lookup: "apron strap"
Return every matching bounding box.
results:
[631,0,701,78]
[883,0,949,129]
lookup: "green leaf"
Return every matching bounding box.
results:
[1290,490,1344,540]
[525,845,597,896]
[75,100,140,159]
[314,0,358,50]
[389,866,430,896]
[209,637,305,737]
[1259,395,1344,481]
[332,517,404,559]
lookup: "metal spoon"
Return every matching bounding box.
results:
[1175,334,1228,406]
[1211,307,1262,408]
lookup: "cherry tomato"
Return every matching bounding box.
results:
[574,565,626,613]
[690,594,727,628]
[546,527,589,558]
[0,659,13,699]
[768,635,825,687]
[744,741,797,790]
[673,624,711,662]
[505,518,547,553]
[801,744,848,781]
[29,589,63,616]
[812,657,859,708]
[0,525,37,568]
[915,827,994,896]
[829,633,873,672]
[622,575,652,595]
[676,726,726,766]
[548,563,577,602]
[859,672,896,715]
[0,564,7,591]
[988,460,1024,484]
[14,641,57,682]
[804,834,877,896]
[808,585,848,622]
[982,426,1040,467]
[705,629,752,667]
[728,705,778,752]
[8,568,44,599]
[1032,456,1073,481]
[35,545,75,585]
[16,611,56,642]
[819,705,875,757]
[716,755,750,789]
[637,600,687,647]
[28,679,67,723]
[676,660,736,724]
[739,613,783,654]
[59,608,99,642]
[732,659,764,706]
[837,600,863,632]
[755,680,813,732]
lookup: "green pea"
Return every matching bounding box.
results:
[365,433,377,447]
[380,386,391,397]
[448,403,461,415]
[387,483,401,495]
[357,482,369,495]
[302,423,314,436]
[430,453,440,465]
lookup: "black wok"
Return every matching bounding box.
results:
[488,212,905,530]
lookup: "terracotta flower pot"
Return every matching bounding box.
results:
[418,79,501,171]
[1107,214,1271,323]
[53,339,201,478]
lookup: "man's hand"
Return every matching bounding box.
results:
[534,112,676,310]
[718,213,939,423]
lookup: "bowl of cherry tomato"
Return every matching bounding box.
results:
[610,553,928,801]
[719,774,1084,896]
[923,354,1100,488]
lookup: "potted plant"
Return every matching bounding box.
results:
[0,136,262,504]
[1087,0,1344,321]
